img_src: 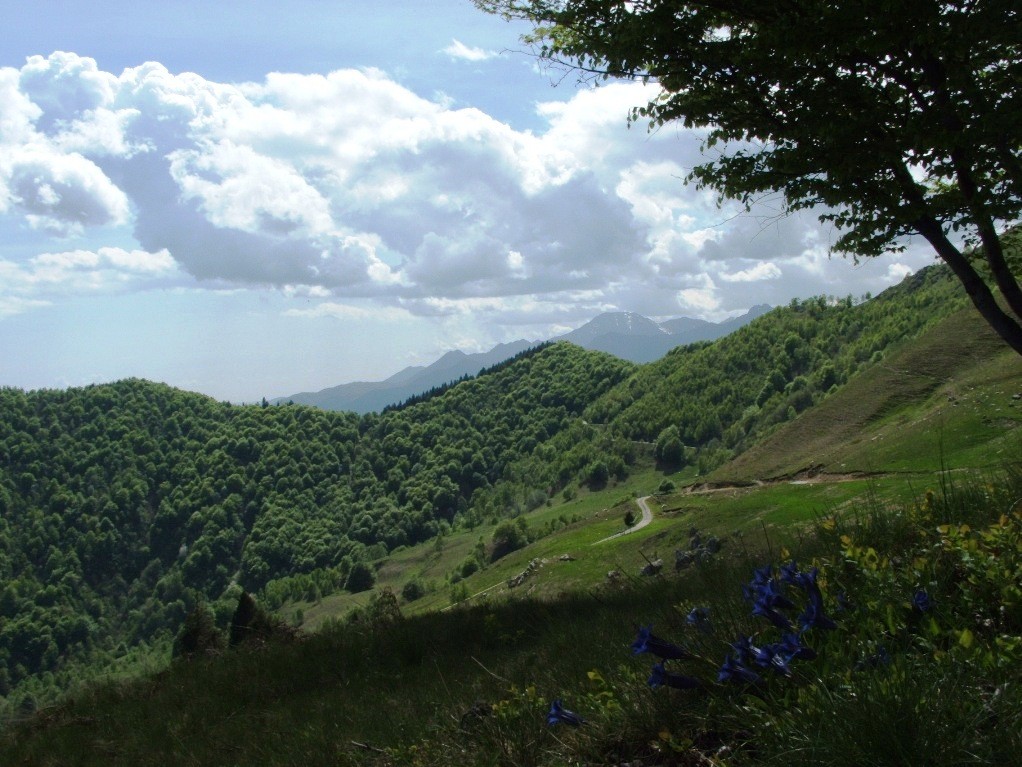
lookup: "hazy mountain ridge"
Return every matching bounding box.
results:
[555,305,772,364]
[273,340,537,413]
[277,306,771,412]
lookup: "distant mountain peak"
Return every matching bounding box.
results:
[554,305,769,363]
[564,311,671,343]
[273,305,770,412]
[273,339,537,413]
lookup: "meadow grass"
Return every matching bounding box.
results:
[714,308,1022,482]
[4,461,1020,766]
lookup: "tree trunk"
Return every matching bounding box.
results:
[914,216,1022,356]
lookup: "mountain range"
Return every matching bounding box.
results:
[275,305,772,412]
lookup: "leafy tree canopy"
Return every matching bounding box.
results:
[477,0,1022,353]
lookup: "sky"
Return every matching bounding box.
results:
[0,0,939,402]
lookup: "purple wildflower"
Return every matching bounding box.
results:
[730,635,753,665]
[776,632,817,661]
[912,589,932,613]
[547,699,585,727]
[718,654,761,684]
[798,598,837,631]
[631,625,689,660]
[779,560,801,584]
[752,599,794,630]
[648,663,703,690]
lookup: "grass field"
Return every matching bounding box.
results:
[713,307,1022,481]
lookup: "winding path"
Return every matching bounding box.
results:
[592,495,654,545]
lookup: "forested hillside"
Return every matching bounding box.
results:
[0,343,633,706]
[583,265,968,471]
[0,265,969,710]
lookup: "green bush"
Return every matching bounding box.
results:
[401,580,426,603]
[172,604,224,658]
[344,562,375,593]
[490,519,529,562]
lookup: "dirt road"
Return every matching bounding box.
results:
[592,495,654,545]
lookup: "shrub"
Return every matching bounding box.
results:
[401,579,426,603]
[172,603,224,658]
[228,592,295,647]
[344,561,375,593]
[459,556,481,579]
[490,519,528,562]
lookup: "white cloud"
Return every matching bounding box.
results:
[32,246,176,275]
[886,262,914,282]
[721,262,782,282]
[0,56,133,234]
[168,140,334,235]
[678,287,721,313]
[0,68,43,145]
[282,302,410,321]
[4,147,130,235]
[0,296,50,318]
[18,52,117,121]
[0,52,932,328]
[0,246,180,316]
[443,39,498,62]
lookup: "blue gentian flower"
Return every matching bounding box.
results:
[798,598,837,631]
[751,563,774,586]
[763,645,793,676]
[743,564,775,602]
[686,607,712,634]
[648,663,703,690]
[752,598,794,630]
[746,567,797,630]
[750,641,777,668]
[793,568,826,611]
[759,578,797,610]
[547,699,585,727]
[779,560,801,584]
[718,654,761,684]
[912,589,932,613]
[756,633,817,676]
[631,625,689,660]
[729,635,757,666]
[776,632,817,661]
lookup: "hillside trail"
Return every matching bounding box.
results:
[592,495,654,545]
[444,496,656,609]
[679,471,890,496]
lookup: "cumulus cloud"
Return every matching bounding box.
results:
[443,39,498,62]
[0,56,132,235]
[5,148,130,234]
[721,262,782,283]
[0,246,180,315]
[0,52,933,329]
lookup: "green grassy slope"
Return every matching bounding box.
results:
[584,266,968,453]
[3,455,1020,766]
[709,305,1022,482]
